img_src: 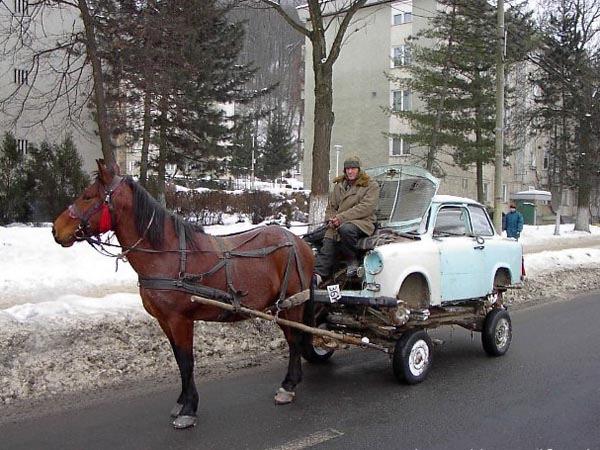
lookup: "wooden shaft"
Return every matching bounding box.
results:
[190,295,389,353]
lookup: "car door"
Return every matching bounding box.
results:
[468,204,519,291]
[434,205,485,301]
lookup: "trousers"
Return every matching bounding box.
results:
[314,223,366,278]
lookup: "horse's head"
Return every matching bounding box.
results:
[52,159,123,247]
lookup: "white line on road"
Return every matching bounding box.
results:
[267,428,345,450]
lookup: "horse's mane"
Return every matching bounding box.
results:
[123,177,203,250]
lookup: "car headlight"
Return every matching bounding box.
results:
[364,250,383,275]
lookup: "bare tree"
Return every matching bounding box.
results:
[256,0,368,225]
[530,0,600,232]
[0,0,117,166]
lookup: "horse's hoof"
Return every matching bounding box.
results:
[274,387,295,405]
[170,403,183,418]
[172,415,197,429]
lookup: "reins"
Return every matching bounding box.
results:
[84,210,156,271]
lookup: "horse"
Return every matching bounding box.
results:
[52,160,315,429]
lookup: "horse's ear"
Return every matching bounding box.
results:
[96,159,115,185]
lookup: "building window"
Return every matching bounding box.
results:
[483,182,490,203]
[462,178,468,191]
[392,45,411,67]
[392,90,411,112]
[165,163,177,175]
[17,139,28,156]
[14,0,29,14]
[392,10,412,25]
[390,137,410,156]
[14,69,29,86]
[502,184,508,202]
[543,150,549,169]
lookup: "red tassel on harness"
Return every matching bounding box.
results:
[99,203,112,233]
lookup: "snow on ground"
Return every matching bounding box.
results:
[1,221,600,406]
[1,221,599,317]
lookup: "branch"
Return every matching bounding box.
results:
[258,0,311,38]
[326,0,368,67]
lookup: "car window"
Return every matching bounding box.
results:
[433,206,470,235]
[468,205,494,236]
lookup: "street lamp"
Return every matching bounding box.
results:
[334,144,343,176]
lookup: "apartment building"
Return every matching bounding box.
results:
[300,0,564,216]
[0,0,119,174]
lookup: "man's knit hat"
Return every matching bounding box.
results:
[343,155,361,169]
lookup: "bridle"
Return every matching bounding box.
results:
[68,175,123,241]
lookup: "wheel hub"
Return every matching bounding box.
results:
[409,339,430,376]
[495,318,510,348]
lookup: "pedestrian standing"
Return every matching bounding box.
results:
[503,203,524,240]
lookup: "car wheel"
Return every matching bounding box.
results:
[481,309,512,356]
[392,329,433,384]
[301,323,335,363]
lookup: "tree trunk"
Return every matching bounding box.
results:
[156,99,168,207]
[308,62,334,227]
[139,89,152,187]
[574,169,591,232]
[574,101,592,232]
[78,0,115,166]
[476,160,484,204]
[553,206,561,235]
[308,193,329,228]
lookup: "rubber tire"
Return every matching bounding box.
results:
[482,309,512,357]
[392,329,433,384]
[300,329,335,363]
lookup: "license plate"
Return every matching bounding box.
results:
[327,284,341,303]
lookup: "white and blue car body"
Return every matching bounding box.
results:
[306,165,521,381]
[361,195,524,307]
[316,165,524,308]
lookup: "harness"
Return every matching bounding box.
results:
[68,175,124,240]
[70,176,308,314]
[138,224,308,314]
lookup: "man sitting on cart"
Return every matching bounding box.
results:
[315,155,380,283]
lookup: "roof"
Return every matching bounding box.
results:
[432,195,482,206]
[513,190,552,201]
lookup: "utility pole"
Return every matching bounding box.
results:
[493,0,505,232]
[251,135,256,191]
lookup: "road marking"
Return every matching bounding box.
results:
[268,428,345,450]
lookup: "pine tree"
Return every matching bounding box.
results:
[229,120,255,178]
[24,136,90,220]
[529,0,600,231]
[259,112,297,181]
[388,0,535,202]
[0,133,28,224]
[100,0,262,198]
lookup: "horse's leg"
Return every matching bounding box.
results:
[153,317,186,418]
[274,319,304,405]
[167,317,199,429]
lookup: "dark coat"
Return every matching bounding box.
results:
[504,210,524,238]
[325,171,380,240]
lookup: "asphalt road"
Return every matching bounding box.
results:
[2,292,600,450]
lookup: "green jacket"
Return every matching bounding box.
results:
[325,171,380,240]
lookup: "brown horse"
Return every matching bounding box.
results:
[52,160,314,429]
